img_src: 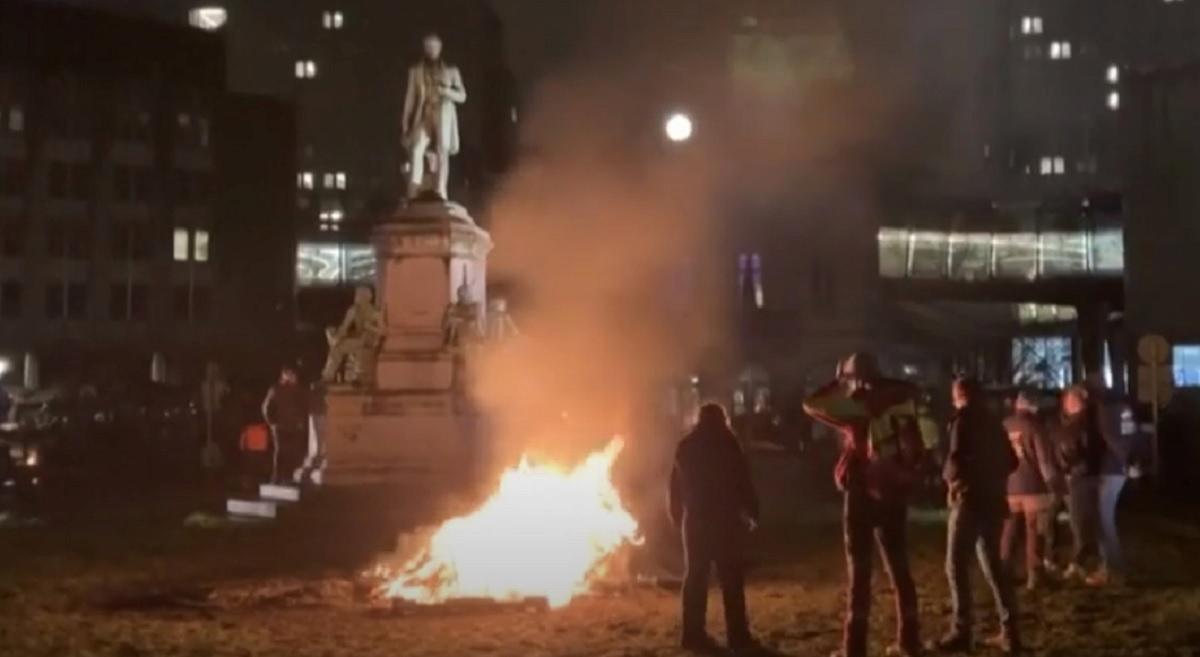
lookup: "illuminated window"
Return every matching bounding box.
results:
[322,10,344,29]
[1020,16,1043,34]
[188,7,227,31]
[5,106,23,132]
[323,172,335,189]
[1049,41,1072,60]
[1106,65,1120,84]
[1040,157,1053,175]
[1174,345,1200,386]
[295,60,317,79]
[751,253,764,308]
[1106,91,1120,110]
[297,171,313,190]
[193,229,209,262]
[173,228,190,261]
[1012,336,1073,389]
[335,171,346,189]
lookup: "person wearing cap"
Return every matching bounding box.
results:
[804,352,925,657]
[1000,390,1062,591]
[937,377,1020,655]
[669,402,761,656]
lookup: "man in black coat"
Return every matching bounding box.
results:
[938,378,1020,655]
[669,403,760,655]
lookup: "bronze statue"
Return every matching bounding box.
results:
[323,286,384,384]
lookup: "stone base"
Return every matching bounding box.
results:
[319,390,479,487]
[374,351,454,391]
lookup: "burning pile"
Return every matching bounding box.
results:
[376,439,641,608]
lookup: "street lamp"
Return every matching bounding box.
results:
[664,112,694,143]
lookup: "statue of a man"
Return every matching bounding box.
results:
[322,286,384,384]
[442,282,482,350]
[402,32,467,201]
[484,297,520,342]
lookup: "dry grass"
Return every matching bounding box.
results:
[1,488,1199,657]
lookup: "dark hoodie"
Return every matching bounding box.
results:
[668,423,759,529]
[945,401,1018,515]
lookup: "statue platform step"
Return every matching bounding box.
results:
[259,484,301,503]
[226,498,278,520]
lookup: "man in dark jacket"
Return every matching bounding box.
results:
[938,377,1020,654]
[804,353,925,657]
[261,366,309,484]
[1001,390,1062,590]
[1053,383,1127,585]
[669,402,761,655]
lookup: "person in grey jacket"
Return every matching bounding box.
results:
[1000,390,1063,590]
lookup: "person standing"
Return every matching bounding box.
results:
[804,353,926,657]
[1000,390,1062,591]
[261,366,309,485]
[1054,384,1128,585]
[938,377,1020,655]
[668,402,761,656]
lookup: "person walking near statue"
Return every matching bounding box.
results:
[803,352,926,657]
[668,402,762,656]
[937,377,1020,655]
[261,366,309,484]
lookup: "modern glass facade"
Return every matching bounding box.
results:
[878,226,1124,281]
[295,242,373,286]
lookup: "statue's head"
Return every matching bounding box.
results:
[456,281,472,303]
[422,33,443,61]
[354,285,373,305]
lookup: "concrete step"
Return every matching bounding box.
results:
[259,483,301,503]
[226,498,278,520]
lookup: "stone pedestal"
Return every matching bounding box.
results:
[321,199,492,487]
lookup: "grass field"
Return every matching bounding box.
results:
[2,479,1199,657]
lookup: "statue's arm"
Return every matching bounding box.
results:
[334,307,356,339]
[401,67,417,134]
[444,68,467,104]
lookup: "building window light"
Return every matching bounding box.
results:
[1020,16,1043,35]
[6,106,23,132]
[335,172,346,189]
[1106,64,1120,84]
[1107,91,1121,110]
[1049,41,1072,60]
[295,60,317,79]
[173,228,190,262]
[1040,156,1066,176]
[188,7,227,31]
[323,172,335,189]
[193,229,210,262]
[322,10,344,29]
[297,171,314,190]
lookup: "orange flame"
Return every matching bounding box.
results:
[379,439,641,608]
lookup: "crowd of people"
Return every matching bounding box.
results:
[667,352,1133,657]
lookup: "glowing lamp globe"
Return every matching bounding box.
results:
[664,112,694,143]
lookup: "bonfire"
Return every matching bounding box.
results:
[375,439,641,608]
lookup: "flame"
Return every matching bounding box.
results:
[379,439,641,608]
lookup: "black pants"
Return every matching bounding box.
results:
[1067,475,1101,569]
[946,501,1017,640]
[273,424,307,484]
[843,492,920,657]
[681,516,750,647]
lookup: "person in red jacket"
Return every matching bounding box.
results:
[804,353,925,657]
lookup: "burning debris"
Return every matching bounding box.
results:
[370,439,642,609]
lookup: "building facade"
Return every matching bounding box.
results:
[0,1,296,384]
